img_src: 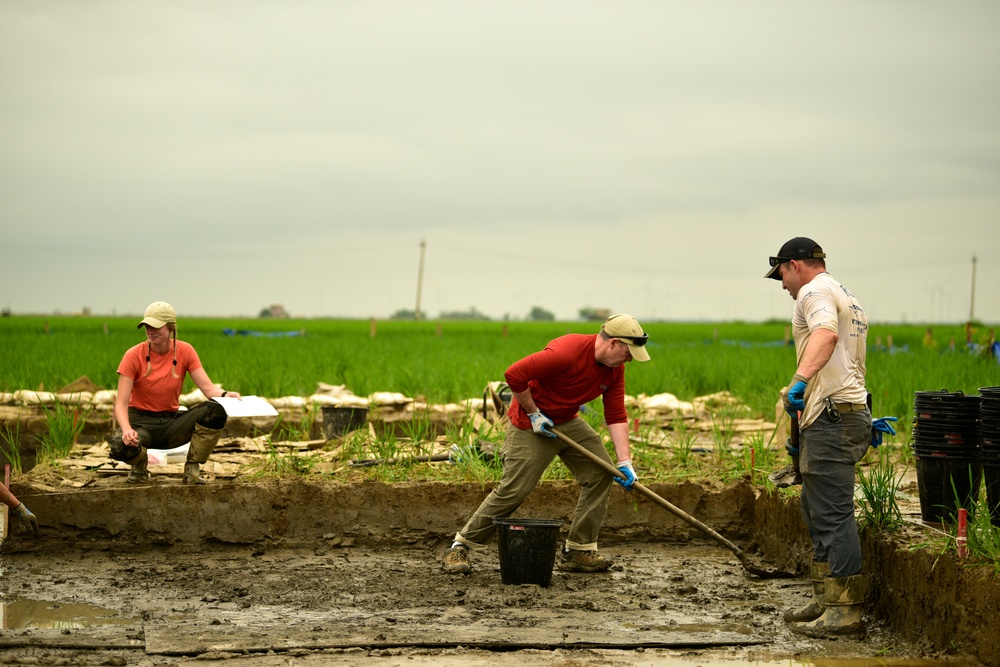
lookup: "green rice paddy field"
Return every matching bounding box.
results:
[3,317,998,444]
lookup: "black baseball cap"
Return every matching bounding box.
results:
[764,237,826,280]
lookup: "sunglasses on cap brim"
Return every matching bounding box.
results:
[615,333,648,347]
[770,250,826,266]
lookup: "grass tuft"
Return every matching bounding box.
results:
[857,453,906,533]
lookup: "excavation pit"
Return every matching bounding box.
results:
[2,475,997,666]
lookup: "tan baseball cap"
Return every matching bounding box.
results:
[137,301,176,329]
[601,314,650,362]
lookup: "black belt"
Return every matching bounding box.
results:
[130,408,177,417]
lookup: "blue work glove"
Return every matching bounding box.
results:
[870,416,898,448]
[782,374,808,417]
[527,409,556,438]
[614,460,637,489]
[12,503,39,537]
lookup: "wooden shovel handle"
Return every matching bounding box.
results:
[550,429,744,555]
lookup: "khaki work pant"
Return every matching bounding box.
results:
[454,417,615,552]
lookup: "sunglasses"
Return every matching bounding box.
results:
[615,333,648,347]
[769,249,826,266]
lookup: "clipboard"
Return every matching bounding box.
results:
[212,395,279,417]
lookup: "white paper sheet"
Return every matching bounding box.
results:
[212,395,279,417]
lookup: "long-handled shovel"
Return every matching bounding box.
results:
[551,428,795,579]
[767,414,802,488]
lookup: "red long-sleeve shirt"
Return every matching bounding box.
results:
[505,334,628,430]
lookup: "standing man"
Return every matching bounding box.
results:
[765,237,870,637]
[443,314,650,575]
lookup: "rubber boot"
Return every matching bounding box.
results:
[125,447,150,484]
[790,574,865,637]
[783,560,830,622]
[183,424,223,485]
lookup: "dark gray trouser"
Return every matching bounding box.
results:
[455,417,615,552]
[799,407,871,578]
[109,401,228,461]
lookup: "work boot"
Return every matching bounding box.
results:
[183,424,223,485]
[783,560,830,622]
[557,548,613,573]
[126,449,150,484]
[182,462,206,485]
[790,574,865,638]
[443,546,472,574]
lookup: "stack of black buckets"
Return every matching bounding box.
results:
[913,388,1000,526]
[981,386,1000,527]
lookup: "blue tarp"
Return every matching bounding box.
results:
[222,328,306,337]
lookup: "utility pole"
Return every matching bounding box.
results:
[969,254,977,323]
[415,239,426,322]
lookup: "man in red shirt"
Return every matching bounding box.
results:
[443,314,650,575]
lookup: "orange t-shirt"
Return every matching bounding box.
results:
[117,341,202,412]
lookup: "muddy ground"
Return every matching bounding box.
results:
[0,540,958,667]
[1,465,993,667]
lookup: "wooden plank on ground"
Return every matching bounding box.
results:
[0,626,144,650]
[143,622,765,655]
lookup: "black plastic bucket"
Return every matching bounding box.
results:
[914,455,983,523]
[321,406,369,440]
[984,460,1000,528]
[981,387,1000,458]
[493,518,562,587]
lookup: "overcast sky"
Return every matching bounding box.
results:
[2,1,998,324]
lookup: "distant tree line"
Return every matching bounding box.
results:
[388,305,610,322]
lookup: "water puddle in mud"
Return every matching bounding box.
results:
[1,597,139,629]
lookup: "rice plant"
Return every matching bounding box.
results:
[446,439,503,484]
[668,415,698,467]
[1,422,23,476]
[857,453,906,533]
[371,426,400,464]
[736,429,780,485]
[964,491,1000,570]
[37,402,87,465]
[710,406,738,468]
[245,438,321,479]
[399,415,435,454]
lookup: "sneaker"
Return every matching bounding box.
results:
[557,548,613,573]
[442,546,472,574]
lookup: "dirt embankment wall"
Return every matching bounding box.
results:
[753,490,1000,667]
[7,478,755,549]
[5,478,999,666]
